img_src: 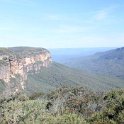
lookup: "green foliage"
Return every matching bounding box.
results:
[42,113,87,124]
[29,92,44,100]
[0,80,5,93]
[0,94,46,124]
[0,87,124,124]
[46,86,96,117]
[0,93,86,124]
[26,62,124,94]
[9,47,48,58]
[90,89,124,124]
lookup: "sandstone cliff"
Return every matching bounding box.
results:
[0,47,52,94]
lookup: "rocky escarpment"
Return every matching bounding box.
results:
[0,47,52,94]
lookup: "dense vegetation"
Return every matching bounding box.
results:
[9,47,49,58]
[0,47,48,59]
[0,80,5,93]
[0,86,124,124]
[26,62,124,94]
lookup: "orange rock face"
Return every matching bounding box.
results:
[0,50,52,92]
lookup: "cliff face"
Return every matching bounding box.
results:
[0,47,52,93]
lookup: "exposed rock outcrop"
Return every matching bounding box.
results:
[0,47,52,94]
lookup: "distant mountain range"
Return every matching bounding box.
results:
[59,47,124,80]
[49,47,114,63]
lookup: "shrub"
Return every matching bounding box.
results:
[89,89,124,124]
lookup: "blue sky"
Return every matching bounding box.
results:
[0,0,124,48]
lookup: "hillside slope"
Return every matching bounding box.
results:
[61,47,124,80]
[26,62,124,93]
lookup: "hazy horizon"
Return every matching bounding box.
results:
[0,46,117,49]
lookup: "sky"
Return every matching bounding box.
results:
[0,0,124,48]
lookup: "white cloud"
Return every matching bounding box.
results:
[95,5,118,21]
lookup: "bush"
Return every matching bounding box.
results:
[0,87,124,124]
[89,89,124,124]
[42,113,87,124]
